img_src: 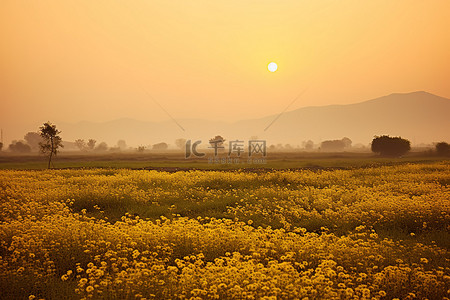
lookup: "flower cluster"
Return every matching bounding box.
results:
[0,162,449,299]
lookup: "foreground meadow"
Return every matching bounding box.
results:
[0,162,449,299]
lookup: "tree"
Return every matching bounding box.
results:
[175,138,187,149]
[435,142,450,156]
[341,137,352,148]
[209,135,225,155]
[209,135,225,147]
[9,140,31,153]
[95,142,108,151]
[117,140,127,150]
[320,140,345,152]
[371,135,410,157]
[320,137,352,152]
[152,142,168,150]
[39,122,63,168]
[302,140,314,150]
[87,139,96,150]
[24,132,43,151]
[75,139,86,151]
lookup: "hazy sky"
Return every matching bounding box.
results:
[1,0,449,134]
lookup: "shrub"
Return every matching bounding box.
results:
[435,142,450,156]
[371,135,410,157]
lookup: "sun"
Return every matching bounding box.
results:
[268,62,278,72]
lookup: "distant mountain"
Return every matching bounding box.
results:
[235,91,450,145]
[58,91,450,147]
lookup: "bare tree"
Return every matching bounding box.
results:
[75,139,86,151]
[39,122,63,168]
[87,139,96,150]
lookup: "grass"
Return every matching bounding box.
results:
[0,150,445,170]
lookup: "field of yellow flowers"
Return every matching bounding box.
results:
[1,162,449,299]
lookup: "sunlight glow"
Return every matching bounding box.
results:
[268,62,278,72]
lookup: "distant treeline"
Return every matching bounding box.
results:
[1,126,449,158]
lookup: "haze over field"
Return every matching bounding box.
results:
[1,1,449,146]
[56,91,450,147]
[3,91,450,148]
[3,91,450,147]
[1,2,450,299]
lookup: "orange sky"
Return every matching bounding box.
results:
[1,0,449,139]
